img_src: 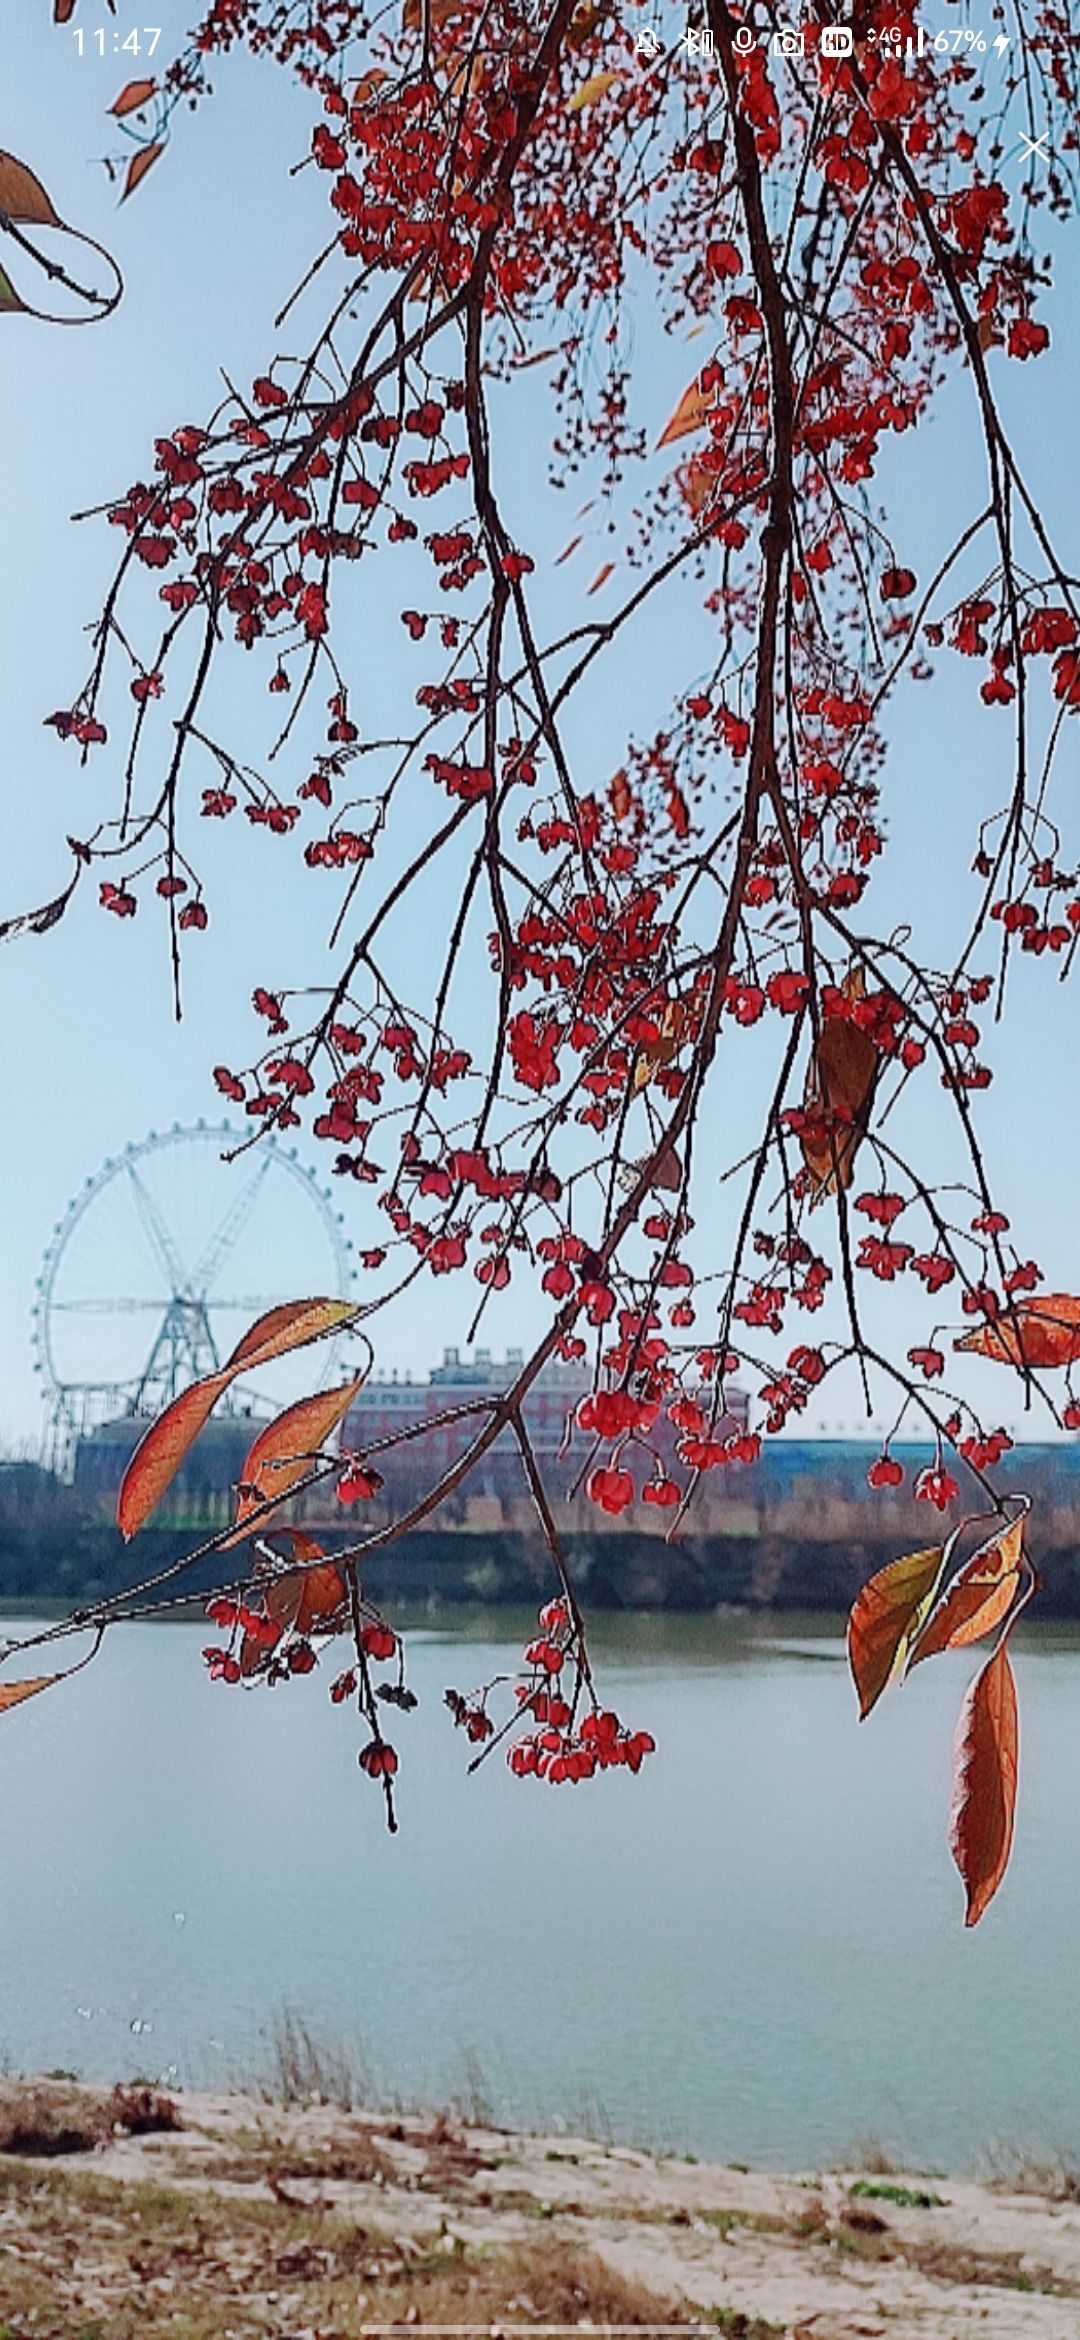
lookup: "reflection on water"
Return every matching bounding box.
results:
[2,1605,1079,2171]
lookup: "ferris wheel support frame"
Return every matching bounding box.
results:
[32,1122,355,1477]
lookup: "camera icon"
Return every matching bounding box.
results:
[819,24,854,54]
[771,22,805,52]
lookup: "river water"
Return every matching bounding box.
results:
[2,1606,1079,2172]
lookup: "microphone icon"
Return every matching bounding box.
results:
[733,25,756,50]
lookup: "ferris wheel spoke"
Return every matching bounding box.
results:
[190,1154,273,1300]
[50,1298,174,1313]
[125,1162,190,1295]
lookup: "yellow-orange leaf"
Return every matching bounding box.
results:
[949,1643,1018,1926]
[0,263,27,316]
[587,561,614,595]
[657,377,720,451]
[954,1294,1080,1370]
[906,1514,1024,1672]
[121,143,164,203]
[567,68,621,111]
[225,1297,358,1375]
[118,1369,234,1540]
[111,79,157,117]
[847,1545,943,1719]
[0,153,62,229]
[229,1377,366,1536]
[0,1675,59,1714]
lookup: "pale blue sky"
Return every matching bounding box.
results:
[2,2,1078,1450]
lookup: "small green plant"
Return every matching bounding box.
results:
[850,2178,946,2211]
[710,2311,786,2339]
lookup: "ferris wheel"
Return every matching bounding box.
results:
[33,1123,357,1473]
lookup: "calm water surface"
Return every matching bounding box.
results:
[3,1605,1079,2172]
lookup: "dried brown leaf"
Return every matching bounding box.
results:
[0,153,62,229]
[949,1643,1018,1925]
[847,1545,944,1719]
[121,143,165,203]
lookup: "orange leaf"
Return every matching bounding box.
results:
[0,153,62,229]
[121,143,165,203]
[265,1543,349,1636]
[351,69,389,105]
[954,1294,1080,1370]
[906,1514,1024,1672]
[657,376,720,451]
[801,967,880,1203]
[239,1537,348,1669]
[118,1368,235,1541]
[587,562,614,595]
[633,1000,687,1094]
[228,1377,366,1537]
[555,535,582,566]
[567,0,605,47]
[54,0,78,21]
[447,55,484,100]
[0,1675,59,1714]
[677,452,722,518]
[118,1297,360,1536]
[225,1297,358,1375]
[949,1643,1018,1925]
[847,1545,944,1720]
[111,79,157,117]
[402,0,467,28]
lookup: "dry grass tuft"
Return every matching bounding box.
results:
[264,2006,372,2110]
[980,2140,1080,2202]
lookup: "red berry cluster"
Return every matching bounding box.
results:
[445,1688,495,1744]
[336,1456,385,1505]
[508,1707,656,1785]
[504,1600,655,1786]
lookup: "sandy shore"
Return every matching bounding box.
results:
[2,2077,1079,2337]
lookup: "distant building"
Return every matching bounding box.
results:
[67,1346,748,1526]
[342,1345,747,1515]
[73,1414,259,1523]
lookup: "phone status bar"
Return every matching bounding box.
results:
[633,21,1012,60]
